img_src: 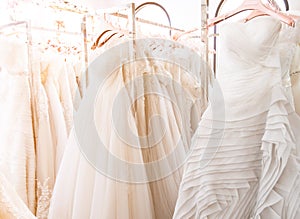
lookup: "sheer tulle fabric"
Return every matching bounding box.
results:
[48,39,204,219]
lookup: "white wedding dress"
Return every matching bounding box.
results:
[291,44,300,115]
[0,36,36,214]
[0,173,36,219]
[48,38,204,219]
[41,51,74,173]
[173,17,300,219]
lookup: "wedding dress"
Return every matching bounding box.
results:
[0,36,36,214]
[173,17,300,219]
[28,51,74,218]
[41,51,74,173]
[48,38,204,219]
[29,53,55,218]
[291,44,300,115]
[31,50,78,217]
[0,173,36,219]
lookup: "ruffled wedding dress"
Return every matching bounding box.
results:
[291,44,300,115]
[173,17,300,219]
[48,38,204,219]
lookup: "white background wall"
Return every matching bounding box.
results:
[2,0,300,30]
[83,0,201,30]
[82,0,300,30]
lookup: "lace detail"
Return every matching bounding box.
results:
[62,104,73,135]
[36,178,52,219]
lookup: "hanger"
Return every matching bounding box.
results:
[213,0,289,20]
[282,0,289,10]
[245,1,299,22]
[92,2,173,49]
[97,32,125,48]
[135,2,172,37]
[172,28,198,41]
[245,9,300,23]
[207,0,295,27]
[92,9,133,49]
[91,29,115,50]
[92,28,129,50]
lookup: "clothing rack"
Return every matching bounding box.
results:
[93,3,181,32]
[80,1,211,103]
[109,12,185,32]
[201,0,210,105]
[31,26,89,36]
[79,3,136,90]
[0,21,28,31]
[127,2,136,62]
[80,2,191,89]
[81,3,137,89]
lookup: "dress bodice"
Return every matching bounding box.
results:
[218,17,282,73]
[0,36,28,74]
[212,17,290,120]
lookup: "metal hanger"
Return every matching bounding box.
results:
[208,0,294,27]
[135,2,172,37]
[91,29,114,50]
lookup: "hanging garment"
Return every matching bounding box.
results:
[40,52,74,174]
[254,17,300,219]
[30,55,55,219]
[0,37,36,214]
[0,173,36,219]
[27,46,81,218]
[48,41,156,219]
[291,44,300,115]
[278,10,300,116]
[48,38,205,219]
[173,17,300,219]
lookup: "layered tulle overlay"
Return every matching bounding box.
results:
[173,17,300,219]
[48,39,205,219]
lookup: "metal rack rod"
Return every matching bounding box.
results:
[0,20,37,151]
[0,21,28,31]
[109,12,185,32]
[31,26,86,36]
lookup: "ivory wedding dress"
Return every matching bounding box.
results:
[0,36,36,214]
[33,50,79,218]
[173,17,300,219]
[41,51,74,173]
[291,44,300,115]
[48,38,204,219]
[0,173,36,219]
